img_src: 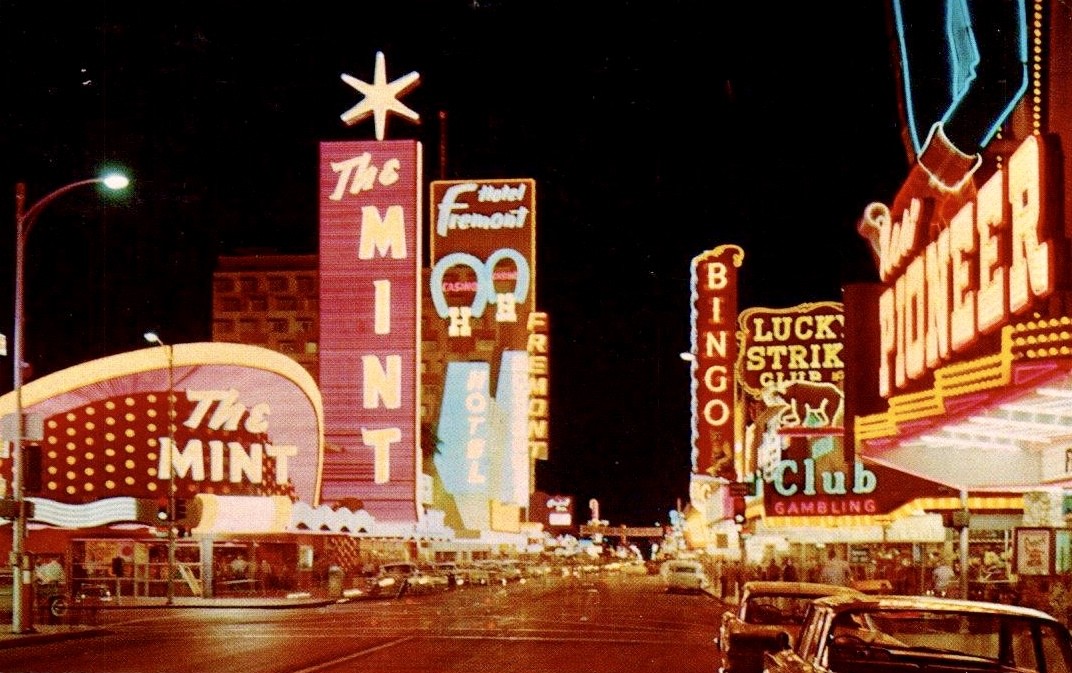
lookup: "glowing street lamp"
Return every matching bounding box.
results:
[9,173,130,633]
[143,331,177,605]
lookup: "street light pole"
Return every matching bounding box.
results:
[144,331,175,605]
[10,175,129,634]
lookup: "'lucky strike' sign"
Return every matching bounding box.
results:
[737,302,845,397]
[689,245,743,479]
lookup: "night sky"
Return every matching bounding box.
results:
[0,1,910,526]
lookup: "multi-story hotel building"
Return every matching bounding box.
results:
[211,254,320,381]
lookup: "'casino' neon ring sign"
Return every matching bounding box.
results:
[429,249,531,319]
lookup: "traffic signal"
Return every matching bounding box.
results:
[156,497,170,522]
[174,499,187,521]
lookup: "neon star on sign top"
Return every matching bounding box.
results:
[340,51,420,141]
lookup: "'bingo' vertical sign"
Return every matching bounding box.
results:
[689,245,743,480]
[319,140,422,520]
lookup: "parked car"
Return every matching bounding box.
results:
[494,560,523,583]
[363,562,430,598]
[660,559,710,594]
[417,564,451,592]
[763,593,1072,673]
[458,563,492,586]
[474,559,522,585]
[433,562,464,588]
[968,566,1019,604]
[73,583,113,603]
[521,560,553,578]
[715,581,863,673]
[849,577,893,595]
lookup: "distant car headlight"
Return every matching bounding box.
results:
[377,577,396,587]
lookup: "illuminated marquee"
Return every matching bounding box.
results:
[429,179,536,349]
[769,460,875,497]
[434,361,493,531]
[158,389,297,486]
[543,494,573,528]
[764,459,952,519]
[495,350,531,508]
[0,343,324,506]
[860,134,1054,397]
[689,245,743,479]
[527,311,550,461]
[319,140,421,521]
[737,303,845,395]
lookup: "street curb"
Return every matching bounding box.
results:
[62,598,343,612]
[0,628,112,649]
[0,600,338,648]
[94,599,339,610]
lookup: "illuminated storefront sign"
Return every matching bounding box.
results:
[861,134,1054,398]
[688,473,730,523]
[532,493,573,528]
[155,388,298,487]
[689,245,743,479]
[527,311,549,461]
[738,303,845,394]
[737,302,845,481]
[426,178,538,534]
[764,460,945,517]
[769,460,876,498]
[435,361,493,531]
[429,179,536,349]
[892,0,1028,158]
[319,140,421,520]
[0,343,324,511]
[495,350,531,508]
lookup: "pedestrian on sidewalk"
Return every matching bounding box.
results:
[781,558,798,582]
[819,548,851,586]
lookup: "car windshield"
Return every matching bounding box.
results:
[381,565,414,574]
[829,609,1072,670]
[743,596,818,625]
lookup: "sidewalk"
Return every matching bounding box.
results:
[0,593,339,649]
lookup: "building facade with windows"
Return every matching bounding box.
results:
[211,254,320,382]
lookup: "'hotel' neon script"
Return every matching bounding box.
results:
[862,135,1052,397]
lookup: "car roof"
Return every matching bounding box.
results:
[811,593,1062,621]
[742,581,863,597]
